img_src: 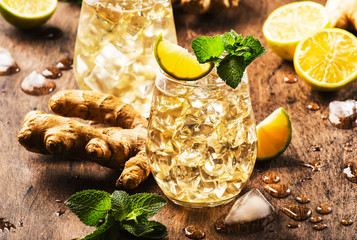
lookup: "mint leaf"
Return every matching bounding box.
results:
[130,193,167,220]
[82,214,115,240]
[66,190,167,240]
[141,221,168,239]
[65,190,111,226]
[111,191,132,221]
[221,30,242,54]
[122,221,154,237]
[191,35,225,63]
[239,36,267,65]
[217,55,245,89]
[192,30,266,89]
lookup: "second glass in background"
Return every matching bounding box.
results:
[73,0,177,116]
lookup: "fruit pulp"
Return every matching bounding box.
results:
[73,0,177,116]
[146,70,257,207]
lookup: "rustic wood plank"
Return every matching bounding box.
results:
[1,0,356,239]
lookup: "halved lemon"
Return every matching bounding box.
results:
[263,1,329,61]
[257,107,292,161]
[294,28,357,91]
[0,0,57,29]
[154,34,214,80]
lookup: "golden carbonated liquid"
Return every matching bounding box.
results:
[73,0,177,116]
[146,71,257,207]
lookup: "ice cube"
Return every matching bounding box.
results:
[0,48,16,72]
[329,100,357,129]
[223,189,276,233]
[84,43,129,93]
[126,15,147,36]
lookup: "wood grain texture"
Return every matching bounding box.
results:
[1,0,356,239]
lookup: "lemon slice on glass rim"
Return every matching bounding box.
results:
[154,34,214,81]
[0,0,57,29]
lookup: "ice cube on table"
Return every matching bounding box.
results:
[328,100,357,129]
[223,188,276,233]
[0,48,16,72]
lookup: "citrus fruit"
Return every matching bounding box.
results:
[294,28,357,91]
[256,107,292,161]
[262,1,329,61]
[0,0,57,29]
[154,34,214,80]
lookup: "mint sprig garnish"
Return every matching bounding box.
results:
[65,190,167,240]
[191,30,266,89]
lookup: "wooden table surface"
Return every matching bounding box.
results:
[1,0,356,239]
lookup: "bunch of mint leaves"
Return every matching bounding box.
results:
[192,30,266,89]
[65,190,167,240]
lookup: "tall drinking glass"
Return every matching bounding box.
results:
[146,70,257,207]
[73,0,177,116]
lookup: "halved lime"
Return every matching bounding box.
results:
[256,107,292,161]
[0,0,57,29]
[294,28,357,91]
[263,1,329,61]
[154,34,214,81]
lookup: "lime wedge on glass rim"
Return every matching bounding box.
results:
[0,0,57,29]
[154,34,214,81]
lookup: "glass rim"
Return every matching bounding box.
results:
[157,69,228,88]
[157,69,247,88]
[86,0,169,12]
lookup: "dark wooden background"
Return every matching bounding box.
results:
[1,0,356,239]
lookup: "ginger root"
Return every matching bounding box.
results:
[17,90,150,189]
[325,0,357,31]
[179,0,240,14]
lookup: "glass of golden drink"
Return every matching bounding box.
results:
[146,69,257,207]
[73,0,177,116]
